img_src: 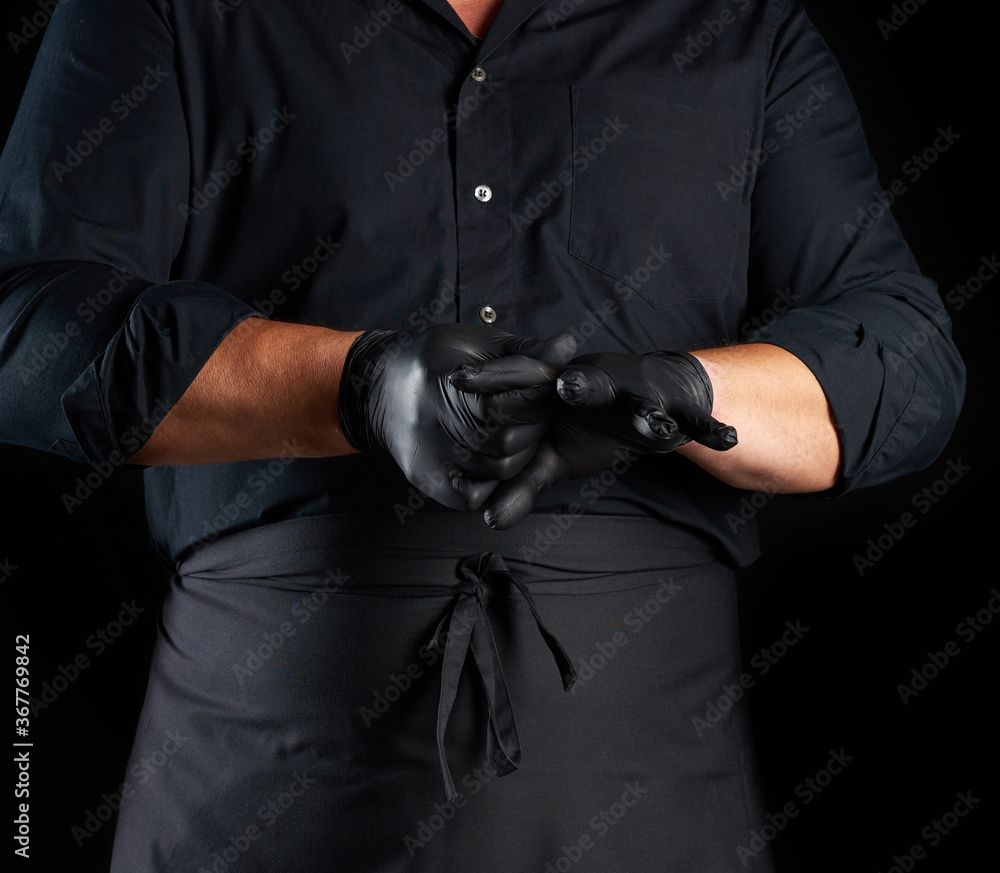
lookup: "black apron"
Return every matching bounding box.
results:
[110,512,773,872]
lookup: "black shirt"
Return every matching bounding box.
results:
[0,0,965,567]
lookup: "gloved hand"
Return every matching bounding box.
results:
[449,350,737,528]
[338,323,575,511]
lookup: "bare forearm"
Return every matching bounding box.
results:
[127,318,363,466]
[677,343,841,493]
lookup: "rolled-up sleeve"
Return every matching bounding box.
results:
[748,0,965,494]
[0,0,260,466]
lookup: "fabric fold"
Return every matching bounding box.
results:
[431,552,577,801]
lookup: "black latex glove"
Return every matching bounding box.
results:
[338,323,575,511]
[449,350,737,528]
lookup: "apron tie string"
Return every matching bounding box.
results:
[429,552,577,802]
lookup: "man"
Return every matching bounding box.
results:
[0,0,964,871]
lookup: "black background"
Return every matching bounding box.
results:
[2,1,996,870]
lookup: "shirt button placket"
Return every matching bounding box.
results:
[454,50,512,330]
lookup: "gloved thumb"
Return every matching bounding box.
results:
[555,364,618,407]
[449,356,562,392]
[507,333,578,365]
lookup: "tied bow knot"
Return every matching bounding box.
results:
[429,552,577,802]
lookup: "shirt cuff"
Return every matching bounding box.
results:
[753,290,963,496]
[61,281,263,465]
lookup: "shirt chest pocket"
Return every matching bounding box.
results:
[568,87,749,305]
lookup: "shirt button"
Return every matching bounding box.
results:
[479,305,497,324]
[474,185,492,203]
[471,67,487,82]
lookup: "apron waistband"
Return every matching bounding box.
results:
[178,511,723,592]
[176,512,725,801]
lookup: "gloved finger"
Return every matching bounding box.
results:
[408,462,502,512]
[450,439,541,483]
[459,420,549,458]
[451,473,501,512]
[405,464,492,512]
[663,399,738,451]
[629,406,682,444]
[450,356,562,393]
[502,333,578,366]
[481,441,565,530]
[557,364,738,452]
[555,364,618,407]
[471,384,564,432]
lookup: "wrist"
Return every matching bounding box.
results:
[337,328,397,452]
[648,349,715,412]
